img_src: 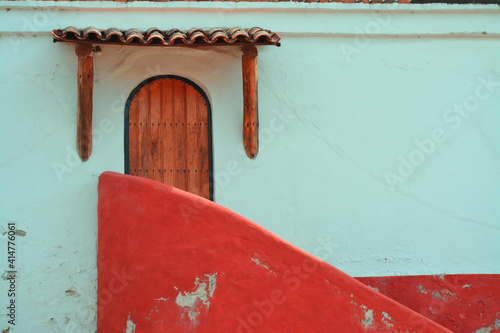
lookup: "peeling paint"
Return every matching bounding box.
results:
[187,308,200,322]
[176,281,208,307]
[1,271,14,281]
[382,311,395,328]
[175,273,217,323]
[251,257,270,270]
[382,312,393,321]
[15,229,26,236]
[358,275,499,332]
[368,285,380,292]
[432,289,455,302]
[207,274,216,298]
[495,319,500,330]
[0,226,25,237]
[417,284,428,294]
[361,308,374,328]
[474,327,492,333]
[251,256,277,276]
[145,305,160,321]
[155,297,168,302]
[64,288,80,297]
[125,313,136,333]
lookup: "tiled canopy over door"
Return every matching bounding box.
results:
[126,76,212,200]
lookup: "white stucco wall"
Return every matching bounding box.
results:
[0,1,499,331]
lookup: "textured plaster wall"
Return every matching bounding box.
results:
[0,2,499,332]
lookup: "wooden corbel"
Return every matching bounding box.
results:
[242,45,259,159]
[75,43,94,161]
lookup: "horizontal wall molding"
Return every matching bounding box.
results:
[1,4,499,36]
[280,32,500,38]
[1,1,499,11]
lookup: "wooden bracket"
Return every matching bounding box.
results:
[75,43,94,162]
[242,45,259,159]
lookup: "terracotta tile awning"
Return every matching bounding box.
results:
[52,27,281,47]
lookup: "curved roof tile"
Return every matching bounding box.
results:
[52,27,281,46]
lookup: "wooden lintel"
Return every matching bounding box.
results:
[75,43,94,162]
[242,45,259,159]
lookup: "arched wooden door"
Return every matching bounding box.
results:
[125,76,213,200]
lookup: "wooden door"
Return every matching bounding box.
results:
[125,76,212,200]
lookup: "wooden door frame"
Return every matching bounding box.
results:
[124,75,214,200]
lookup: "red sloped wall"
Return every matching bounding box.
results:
[98,171,451,332]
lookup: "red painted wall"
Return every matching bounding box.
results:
[98,172,452,332]
[357,275,500,333]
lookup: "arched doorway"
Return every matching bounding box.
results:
[125,75,213,200]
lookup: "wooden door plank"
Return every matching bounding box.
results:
[158,80,165,185]
[162,79,175,187]
[128,98,140,177]
[186,85,200,197]
[149,80,161,182]
[174,80,187,191]
[138,87,150,179]
[181,81,189,193]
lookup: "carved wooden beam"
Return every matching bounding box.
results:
[75,43,94,162]
[242,45,259,159]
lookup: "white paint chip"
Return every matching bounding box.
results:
[382,312,393,321]
[207,274,217,298]
[155,297,168,301]
[361,309,374,328]
[175,273,217,323]
[417,284,428,294]
[474,327,492,333]
[251,257,270,270]
[125,313,136,333]
[382,311,395,328]
[251,256,277,276]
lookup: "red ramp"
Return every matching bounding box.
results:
[98,172,451,332]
